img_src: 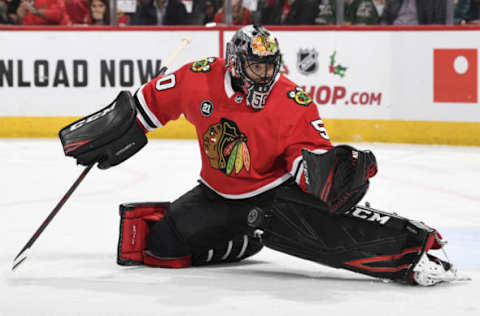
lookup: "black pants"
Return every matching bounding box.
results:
[148,180,282,265]
[149,180,431,281]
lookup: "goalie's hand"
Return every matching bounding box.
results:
[302,145,377,214]
[59,91,148,169]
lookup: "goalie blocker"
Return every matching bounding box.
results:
[59,91,148,169]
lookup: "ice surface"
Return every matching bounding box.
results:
[1,139,479,316]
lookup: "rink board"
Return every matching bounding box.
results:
[0,26,479,145]
[2,116,479,146]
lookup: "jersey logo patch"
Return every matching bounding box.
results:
[200,100,214,116]
[287,87,313,106]
[190,57,217,73]
[202,118,251,176]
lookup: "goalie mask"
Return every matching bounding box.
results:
[226,25,282,110]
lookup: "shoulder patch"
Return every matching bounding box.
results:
[287,87,312,106]
[190,57,217,73]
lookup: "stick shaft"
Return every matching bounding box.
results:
[12,163,94,271]
[163,37,192,70]
[157,36,192,75]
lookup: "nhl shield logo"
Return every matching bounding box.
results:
[297,48,319,75]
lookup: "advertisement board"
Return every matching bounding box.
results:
[0,27,479,144]
[0,30,218,116]
[224,30,480,123]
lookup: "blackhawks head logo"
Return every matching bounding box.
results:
[251,34,278,57]
[287,87,312,106]
[202,118,251,176]
[190,57,217,73]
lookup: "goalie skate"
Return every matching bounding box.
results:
[412,252,471,286]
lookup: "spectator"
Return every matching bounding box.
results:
[131,0,188,25]
[189,0,206,24]
[380,0,446,25]
[455,0,480,24]
[261,0,318,25]
[203,0,218,24]
[65,0,89,24]
[346,0,379,24]
[7,0,23,23]
[15,0,72,25]
[83,0,129,25]
[315,0,379,25]
[1,0,8,23]
[214,0,251,24]
[315,0,335,24]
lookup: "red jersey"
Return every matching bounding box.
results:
[65,0,89,24]
[135,57,332,199]
[22,0,71,25]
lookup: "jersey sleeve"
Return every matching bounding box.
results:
[283,105,333,192]
[134,64,190,132]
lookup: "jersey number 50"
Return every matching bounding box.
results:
[155,74,176,91]
[311,119,330,140]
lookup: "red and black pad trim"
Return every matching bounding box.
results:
[344,247,422,273]
[63,139,92,154]
[319,159,336,201]
[117,202,170,266]
[143,250,192,268]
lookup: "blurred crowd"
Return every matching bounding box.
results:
[0,0,479,26]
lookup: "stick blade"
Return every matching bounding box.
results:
[12,248,30,271]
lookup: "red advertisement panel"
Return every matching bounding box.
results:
[434,49,477,103]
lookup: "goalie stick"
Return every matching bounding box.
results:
[12,163,94,271]
[12,36,193,272]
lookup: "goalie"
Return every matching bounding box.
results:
[59,25,463,286]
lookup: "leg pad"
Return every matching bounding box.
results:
[246,188,446,282]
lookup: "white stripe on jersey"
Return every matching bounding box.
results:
[296,163,305,185]
[290,155,303,178]
[137,83,163,129]
[199,173,292,199]
[136,112,155,132]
